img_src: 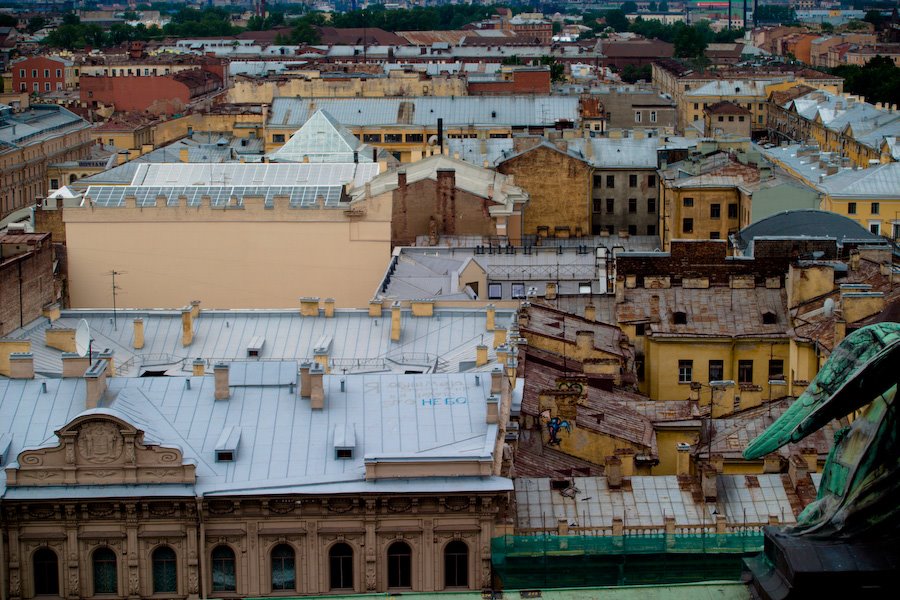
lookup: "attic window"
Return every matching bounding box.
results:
[214,426,241,463]
[336,448,353,460]
[673,311,687,325]
[215,451,234,462]
[334,424,356,460]
[762,311,777,325]
[550,479,571,491]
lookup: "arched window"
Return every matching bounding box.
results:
[387,541,411,589]
[211,546,236,593]
[92,548,117,595]
[33,548,59,596]
[328,543,353,590]
[444,540,468,588]
[152,546,177,594]
[270,544,296,591]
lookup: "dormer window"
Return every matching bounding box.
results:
[762,311,777,325]
[215,426,241,463]
[336,448,353,460]
[673,311,687,325]
[334,424,356,460]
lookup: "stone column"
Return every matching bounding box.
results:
[125,502,140,599]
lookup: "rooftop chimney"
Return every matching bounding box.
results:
[299,361,312,397]
[214,363,230,400]
[181,308,193,347]
[192,358,205,376]
[133,318,144,350]
[390,301,402,342]
[486,303,496,331]
[85,359,109,409]
[9,353,34,379]
[310,363,325,410]
[62,352,91,378]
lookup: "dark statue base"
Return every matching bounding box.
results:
[744,526,900,600]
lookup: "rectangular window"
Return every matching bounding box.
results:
[738,360,753,384]
[728,203,738,218]
[384,133,403,143]
[488,283,502,299]
[678,360,693,384]
[44,69,50,77]
[848,202,857,214]
[650,111,657,123]
[647,224,656,235]
[647,198,656,213]
[718,116,724,122]
[511,283,526,299]
[768,360,784,380]
[19,69,24,77]
[628,198,637,213]
[871,202,880,215]
[635,111,642,123]
[710,232,721,239]
[629,174,637,188]
[739,116,745,122]
[33,82,38,91]
[45,82,50,91]
[32,69,37,77]
[579,282,592,294]
[606,198,614,213]
[683,197,694,207]
[710,203,721,219]
[56,82,62,90]
[50,178,59,189]
[593,175,602,188]
[405,133,423,143]
[870,222,881,235]
[693,115,699,121]
[606,175,615,188]
[272,134,285,143]
[709,360,724,382]
[628,224,637,235]
[693,103,699,110]
[728,115,735,122]
[592,199,602,213]
[363,133,381,143]
[682,218,693,234]
[648,175,656,187]
[56,69,62,77]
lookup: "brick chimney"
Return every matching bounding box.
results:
[436,168,457,235]
[310,363,325,410]
[485,303,496,331]
[584,304,596,321]
[9,353,34,379]
[192,358,205,376]
[85,359,109,409]
[390,301,402,342]
[700,464,718,501]
[606,455,623,488]
[299,361,312,397]
[486,394,499,424]
[214,363,230,400]
[133,318,144,350]
[62,352,90,378]
[476,344,488,367]
[675,443,691,476]
[181,308,193,347]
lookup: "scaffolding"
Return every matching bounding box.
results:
[492,532,764,589]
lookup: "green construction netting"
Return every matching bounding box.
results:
[492,533,764,589]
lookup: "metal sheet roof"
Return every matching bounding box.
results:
[0,373,515,498]
[268,96,581,129]
[11,308,515,377]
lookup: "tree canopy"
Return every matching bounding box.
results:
[832,56,900,106]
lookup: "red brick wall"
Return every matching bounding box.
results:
[80,75,192,115]
[468,69,551,95]
[391,170,497,246]
[12,56,67,94]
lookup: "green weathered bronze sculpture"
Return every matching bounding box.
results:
[743,322,900,598]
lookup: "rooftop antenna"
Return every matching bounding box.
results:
[106,270,125,330]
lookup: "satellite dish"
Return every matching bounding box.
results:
[75,319,91,357]
[823,298,835,318]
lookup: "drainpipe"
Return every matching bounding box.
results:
[197,497,207,600]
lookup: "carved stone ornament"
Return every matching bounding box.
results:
[6,414,196,488]
[77,421,124,463]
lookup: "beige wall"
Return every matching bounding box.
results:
[227,73,467,104]
[64,200,391,309]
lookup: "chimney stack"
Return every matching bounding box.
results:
[584,304,596,321]
[9,352,34,379]
[181,308,193,347]
[190,300,201,319]
[485,303,496,331]
[676,443,691,476]
[476,344,488,367]
[324,298,335,318]
[85,359,109,409]
[606,455,623,488]
[299,361,312,397]
[192,358,205,376]
[700,464,718,501]
[491,367,503,395]
[390,301,402,342]
[300,297,321,317]
[310,363,325,409]
[133,318,144,349]
[486,395,499,424]
[214,363,230,400]
[62,352,91,378]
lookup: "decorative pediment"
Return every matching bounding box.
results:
[5,413,195,487]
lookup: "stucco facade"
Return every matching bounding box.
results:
[64,190,392,309]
